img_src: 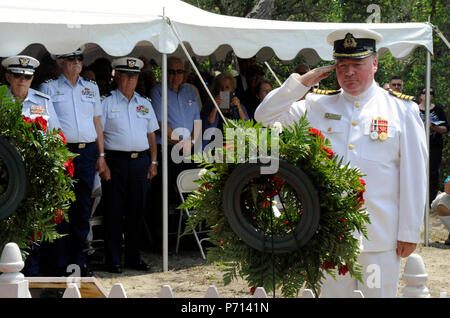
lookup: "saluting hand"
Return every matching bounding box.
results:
[295,64,337,87]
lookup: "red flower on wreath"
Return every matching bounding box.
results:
[30,230,42,244]
[53,209,65,224]
[57,129,67,144]
[339,265,349,276]
[321,145,334,159]
[250,286,256,295]
[33,116,48,133]
[63,158,75,177]
[321,260,335,269]
[308,128,324,140]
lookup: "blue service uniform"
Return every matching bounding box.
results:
[18,88,61,276]
[20,88,62,132]
[39,75,102,271]
[101,89,159,265]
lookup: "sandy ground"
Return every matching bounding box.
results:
[93,214,449,298]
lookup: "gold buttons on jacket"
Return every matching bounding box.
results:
[355,102,360,108]
[352,120,358,126]
[348,144,355,150]
[328,127,332,132]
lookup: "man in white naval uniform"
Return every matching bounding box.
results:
[254,29,427,298]
[2,55,61,132]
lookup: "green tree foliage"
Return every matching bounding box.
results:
[184,0,449,186]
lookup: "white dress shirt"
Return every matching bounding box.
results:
[255,74,428,252]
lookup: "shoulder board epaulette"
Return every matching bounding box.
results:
[82,77,97,85]
[34,90,50,100]
[312,88,341,95]
[101,93,112,100]
[389,89,414,101]
[44,77,57,83]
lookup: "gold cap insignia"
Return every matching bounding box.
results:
[127,59,136,68]
[19,57,30,67]
[343,33,357,49]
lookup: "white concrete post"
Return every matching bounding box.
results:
[204,285,220,298]
[253,287,268,298]
[401,253,430,298]
[0,242,31,298]
[159,284,174,298]
[108,283,127,298]
[62,282,82,298]
[299,289,315,298]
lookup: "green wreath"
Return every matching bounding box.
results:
[180,117,370,297]
[0,85,76,256]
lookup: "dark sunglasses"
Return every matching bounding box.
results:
[65,54,84,62]
[11,72,33,80]
[391,83,402,87]
[421,91,434,95]
[168,69,185,75]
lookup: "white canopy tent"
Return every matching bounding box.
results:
[0,0,435,271]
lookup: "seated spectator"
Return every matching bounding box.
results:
[90,58,113,96]
[240,65,265,120]
[431,176,450,245]
[201,72,249,149]
[389,76,403,93]
[418,87,449,205]
[293,63,310,75]
[234,56,257,99]
[255,79,273,103]
[81,67,96,81]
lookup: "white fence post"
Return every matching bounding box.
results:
[401,253,430,298]
[204,285,220,298]
[108,283,127,298]
[253,287,268,298]
[299,289,315,298]
[159,284,174,298]
[0,242,31,298]
[62,282,81,298]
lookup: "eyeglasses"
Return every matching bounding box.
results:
[11,72,33,80]
[64,54,84,62]
[391,83,402,87]
[421,91,434,95]
[168,69,185,75]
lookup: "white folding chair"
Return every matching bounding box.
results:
[84,173,104,255]
[175,168,210,260]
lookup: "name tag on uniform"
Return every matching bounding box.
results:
[111,109,121,112]
[324,113,342,120]
[30,105,46,115]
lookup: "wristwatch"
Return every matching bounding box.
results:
[151,161,158,166]
[98,153,106,157]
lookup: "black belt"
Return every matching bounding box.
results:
[105,150,148,159]
[67,142,95,149]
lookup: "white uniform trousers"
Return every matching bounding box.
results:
[320,249,401,298]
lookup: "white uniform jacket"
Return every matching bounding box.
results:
[254,74,428,252]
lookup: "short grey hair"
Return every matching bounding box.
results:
[212,72,237,94]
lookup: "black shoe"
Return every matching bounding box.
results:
[105,264,123,274]
[80,265,94,277]
[124,259,150,271]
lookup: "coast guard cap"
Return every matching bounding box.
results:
[53,49,83,60]
[1,55,40,75]
[327,29,383,59]
[111,57,143,73]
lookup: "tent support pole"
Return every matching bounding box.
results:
[162,51,169,271]
[424,48,431,247]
